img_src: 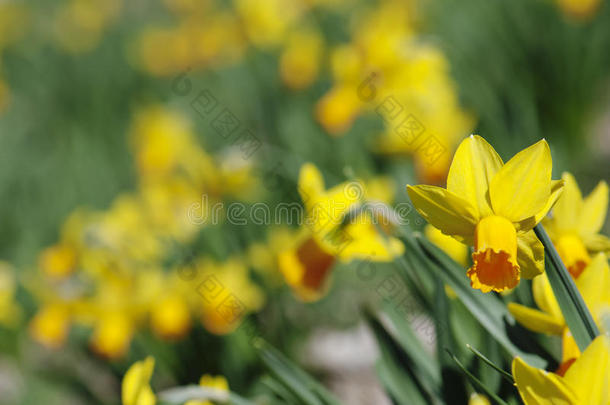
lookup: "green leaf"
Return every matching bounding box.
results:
[255,340,342,405]
[466,344,513,383]
[367,307,442,403]
[534,224,599,351]
[404,232,545,368]
[380,302,441,389]
[371,321,432,405]
[446,350,510,405]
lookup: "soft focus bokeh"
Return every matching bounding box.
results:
[0,0,609,404]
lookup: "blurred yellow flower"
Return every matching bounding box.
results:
[279,163,404,301]
[315,85,363,135]
[39,244,77,279]
[280,27,323,90]
[544,172,609,278]
[407,136,563,292]
[129,107,194,182]
[122,356,156,405]
[90,311,134,359]
[512,335,610,405]
[279,229,337,301]
[425,224,469,267]
[185,374,229,405]
[30,304,71,349]
[150,294,192,340]
[196,258,265,335]
[234,0,304,48]
[509,253,610,362]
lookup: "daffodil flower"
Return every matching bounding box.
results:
[512,335,610,404]
[122,357,156,405]
[407,135,564,292]
[509,253,610,364]
[185,375,229,405]
[279,163,404,301]
[544,172,609,278]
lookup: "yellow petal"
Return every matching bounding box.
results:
[551,173,583,232]
[515,179,565,232]
[407,185,478,241]
[561,330,580,364]
[425,224,469,267]
[446,135,503,218]
[338,215,405,262]
[582,233,610,253]
[579,180,608,236]
[563,335,610,404]
[298,163,325,204]
[122,357,156,405]
[299,163,361,235]
[489,139,552,223]
[532,273,563,323]
[512,357,577,405]
[508,303,565,335]
[517,231,545,279]
[575,253,609,314]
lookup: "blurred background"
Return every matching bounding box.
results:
[0,0,609,403]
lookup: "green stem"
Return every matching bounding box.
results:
[534,224,599,351]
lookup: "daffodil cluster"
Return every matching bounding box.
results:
[315,0,474,183]
[28,106,264,358]
[132,0,339,90]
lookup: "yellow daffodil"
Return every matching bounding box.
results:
[185,375,229,405]
[29,304,71,349]
[90,311,134,359]
[407,135,564,292]
[280,27,323,90]
[122,357,156,405]
[247,227,301,286]
[315,85,363,135]
[544,172,609,278]
[469,393,491,405]
[234,0,304,49]
[192,258,265,335]
[150,294,192,340]
[279,164,404,301]
[509,253,610,363]
[39,243,77,279]
[279,228,338,301]
[129,106,194,182]
[512,335,610,405]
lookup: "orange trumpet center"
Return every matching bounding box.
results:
[468,215,520,293]
[278,236,336,302]
[555,234,590,278]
